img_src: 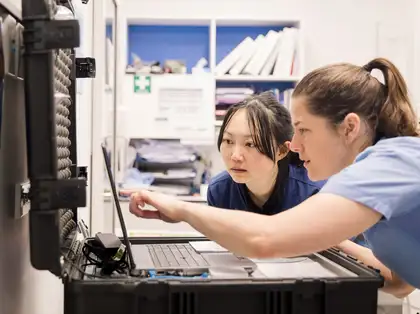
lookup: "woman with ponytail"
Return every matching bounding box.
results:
[130,58,420,298]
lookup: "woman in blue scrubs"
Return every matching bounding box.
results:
[208,91,324,215]
[129,57,420,297]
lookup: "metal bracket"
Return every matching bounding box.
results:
[77,166,88,180]
[75,57,96,78]
[23,19,80,52]
[30,178,87,210]
[14,181,31,218]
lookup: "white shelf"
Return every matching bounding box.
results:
[127,17,211,26]
[125,72,300,83]
[215,75,300,82]
[215,18,300,27]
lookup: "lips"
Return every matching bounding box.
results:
[231,168,247,173]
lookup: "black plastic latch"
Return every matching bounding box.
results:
[75,57,96,78]
[23,19,80,52]
[77,166,88,179]
[30,178,86,210]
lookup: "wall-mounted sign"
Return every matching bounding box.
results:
[134,75,151,93]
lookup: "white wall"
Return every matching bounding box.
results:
[74,0,94,230]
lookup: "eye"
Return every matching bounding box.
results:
[245,142,255,148]
[223,138,233,145]
[298,128,309,135]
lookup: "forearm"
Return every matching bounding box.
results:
[178,193,381,259]
[180,201,272,258]
[337,240,415,298]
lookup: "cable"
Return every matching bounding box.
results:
[81,239,129,276]
[62,255,105,279]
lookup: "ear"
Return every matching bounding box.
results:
[276,142,290,161]
[340,113,361,142]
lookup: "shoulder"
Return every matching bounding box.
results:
[357,136,420,162]
[321,137,420,219]
[207,171,235,205]
[288,164,326,190]
[209,170,233,188]
[341,137,420,177]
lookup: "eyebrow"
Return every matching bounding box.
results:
[224,131,252,138]
[293,121,301,127]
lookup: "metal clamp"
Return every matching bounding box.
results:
[14,181,30,218]
[30,178,87,210]
[23,19,80,52]
[75,57,96,78]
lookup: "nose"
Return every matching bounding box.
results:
[231,145,244,162]
[290,134,302,153]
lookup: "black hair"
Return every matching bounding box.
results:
[217,91,303,167]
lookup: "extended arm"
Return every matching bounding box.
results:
[180,192,381,258]
[179,194,414,298]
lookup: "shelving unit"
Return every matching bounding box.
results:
[122,17,303,136]
[125,17,303,78]
[215,75,301,82]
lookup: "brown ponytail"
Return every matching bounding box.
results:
[293,57,419,140]
[363,58,419,137]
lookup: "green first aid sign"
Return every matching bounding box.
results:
[134,75,151,93]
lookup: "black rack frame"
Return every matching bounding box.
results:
[22,0,87,276]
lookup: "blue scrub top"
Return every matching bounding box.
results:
[320,136,420,289]
[207,164,325,215]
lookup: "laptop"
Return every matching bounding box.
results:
[101,144,257,276]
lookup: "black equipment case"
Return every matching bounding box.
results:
[20,0,384,314]
[63,237,384,314]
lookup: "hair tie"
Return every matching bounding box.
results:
[362,64,372,73]
[362,64,386,85]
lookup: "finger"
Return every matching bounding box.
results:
[132,209,161,220]
[129,200,138,214]
[129,194,138,213]
[129,192,145,214]
[132,192,146,207]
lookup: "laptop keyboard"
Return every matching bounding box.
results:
[147,244,209,268]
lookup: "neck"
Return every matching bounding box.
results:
[347,136,374,165]
[246,166,279,208]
